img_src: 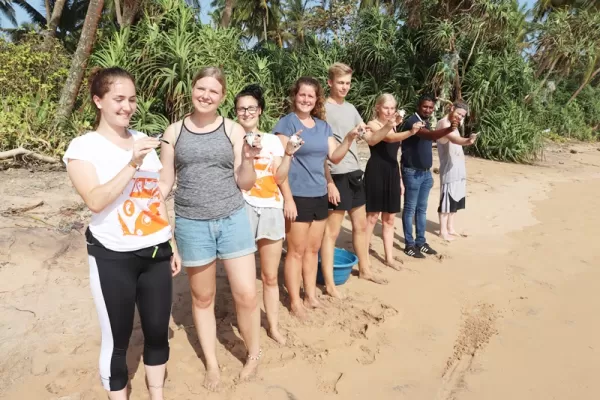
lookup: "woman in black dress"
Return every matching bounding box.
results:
[364,93,423,269]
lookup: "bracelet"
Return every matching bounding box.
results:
[128,160,140,171]
[285,151,294,157]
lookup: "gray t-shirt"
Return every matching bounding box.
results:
[325,101,363,175]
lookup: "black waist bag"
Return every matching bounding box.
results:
[347,170,365,190]
[85,227,173,261]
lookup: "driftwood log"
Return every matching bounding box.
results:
[0,147,58,163]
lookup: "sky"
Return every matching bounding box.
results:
[1,0,213,26]
[1,0,537,29]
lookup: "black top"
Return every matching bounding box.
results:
[369,139,401,164]
[400,114,433,170]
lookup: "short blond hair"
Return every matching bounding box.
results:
[328,62,353,81]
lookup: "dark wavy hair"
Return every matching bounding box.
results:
[234,83,265,110]
[289,76,326,120]
[88,66,135,128]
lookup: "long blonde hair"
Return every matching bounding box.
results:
[372,93,397,121]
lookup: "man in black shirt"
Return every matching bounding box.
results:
[400,95,457,258]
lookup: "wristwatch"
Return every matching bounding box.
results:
[128,160,141,171]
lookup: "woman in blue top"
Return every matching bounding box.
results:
[274,76,359,319]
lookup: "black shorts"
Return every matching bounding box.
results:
[328,170,366,211]
[294,195,328,223]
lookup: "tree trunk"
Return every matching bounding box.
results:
[42,0,67,44]
[122,0,141,27]
[567,67,600,104]
[220,0,234,28]
[44,0,51,21]
[53,0,105,126]
[114,0,123,26]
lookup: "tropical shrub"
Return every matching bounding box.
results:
[472,101,543,163]
[0,95,87,157]
[0,34,69,101]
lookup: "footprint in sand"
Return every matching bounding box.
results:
[356,344,377,365]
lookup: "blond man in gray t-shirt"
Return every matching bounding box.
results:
[321,63,398,297]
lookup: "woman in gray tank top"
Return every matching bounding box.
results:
[158,67,263,390]
[435,101,478,241]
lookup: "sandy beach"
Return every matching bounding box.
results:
[1,141,599,400]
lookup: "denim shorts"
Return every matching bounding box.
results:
[175,207,257,267]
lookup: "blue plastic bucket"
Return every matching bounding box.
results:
[316,247,358,286]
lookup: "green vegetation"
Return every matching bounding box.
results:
[0,0,599,164]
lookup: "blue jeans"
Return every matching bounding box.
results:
[401,167,434,248]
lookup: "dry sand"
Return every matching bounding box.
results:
[1,141,599,400]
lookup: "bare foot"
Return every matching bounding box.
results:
[385,258,403,271]
[449,230,468,237]
[239,350,261,382]
[290,302,308,320]
[304,296,322,309]
[203,366,221,392]
[268,328,287,345]
[325,285,344,299]
[359,271,388,285]
[440,232,455,241]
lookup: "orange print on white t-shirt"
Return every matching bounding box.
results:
[242,134,285,209]
[117,177,169,237]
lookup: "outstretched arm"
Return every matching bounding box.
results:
[363,120,395,146]
[416,125,454,141]
[446,131,475,146]
[383,121,425,143]
[328,133,355,164]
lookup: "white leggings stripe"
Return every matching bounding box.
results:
[88,255,114,391]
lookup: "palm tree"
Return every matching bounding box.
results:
[0,0,46,27]
[54,0,104,125]
[221,0,234,27]
[0,0,18,26]
[281,0,309,46]
[213,0,282,42]
[43,0,67,42]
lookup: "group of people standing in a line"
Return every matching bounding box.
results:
[63,62,477,399]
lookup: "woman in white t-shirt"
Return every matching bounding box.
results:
[234,84,302,345]
[63,67,181,400]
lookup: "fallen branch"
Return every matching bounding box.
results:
[1,201,44,216]
[0,147,59,163]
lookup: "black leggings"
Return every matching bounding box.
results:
[89,252,172,391]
